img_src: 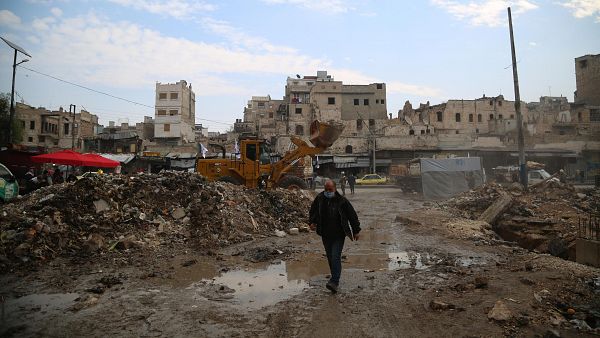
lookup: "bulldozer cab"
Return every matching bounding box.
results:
[242,139,271,165]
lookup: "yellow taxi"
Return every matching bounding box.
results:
[355,174,387,185]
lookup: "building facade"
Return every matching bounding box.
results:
[575,54,600,106]
[154,80,196,144]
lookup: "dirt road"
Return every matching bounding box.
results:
[1,186,598,337]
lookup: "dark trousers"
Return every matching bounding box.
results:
[349,184,355,194]
[322,236,345,285]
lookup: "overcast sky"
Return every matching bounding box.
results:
[0,0,599,132]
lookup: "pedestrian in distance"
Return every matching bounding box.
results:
[309,179,361,294]
[348,173,356,195]
[339,172,347,196]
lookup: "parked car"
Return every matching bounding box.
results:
[0,163,19,202]
[528,169,559,185]
[356,174,387,185]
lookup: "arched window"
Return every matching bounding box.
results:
[468,114,474,122]
[477,114,482,122]
[498,114,503,120]
[369,119,375,126]
[436,111,443,122]
[345,145,353,154]
[489,114,494,120]
[420,130,425,135]
[426,129,431,134]
[409,129,415,135]
[295,125,304,135]
[455,113,461,122]
[356,119,363,130]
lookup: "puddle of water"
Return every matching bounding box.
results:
[1,293,80,325]
[193,261,317,309]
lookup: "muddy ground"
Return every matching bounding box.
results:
[1,186,599,337]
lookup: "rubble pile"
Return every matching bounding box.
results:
[0,172,313,270]
[441,182,599,259]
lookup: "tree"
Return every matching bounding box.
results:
[0,92,23,146]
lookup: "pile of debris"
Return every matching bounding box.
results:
[441,182,599,259]
[0,172,313,270]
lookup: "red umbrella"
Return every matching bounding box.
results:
[31,150,87,166]
[81,153,120,168]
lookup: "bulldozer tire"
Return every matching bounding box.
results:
[277,176,307,190]
[217,176,242,185]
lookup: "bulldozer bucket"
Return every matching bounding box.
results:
[309,120,344,148]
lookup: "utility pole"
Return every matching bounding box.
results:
[508,7,527,188]
[70,104,76,150]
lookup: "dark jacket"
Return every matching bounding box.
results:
[309,191,361,240]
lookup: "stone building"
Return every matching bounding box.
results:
[154,80,196,144]
[574,54,600,107]
[15,103,98,151]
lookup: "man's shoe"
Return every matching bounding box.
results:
[326,281,338,294]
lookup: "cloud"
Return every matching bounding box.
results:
[108,0,217,20]
[50,7,63,17]
[529,41,537,46]
[559,0,600,22]
[32,17,56,31]
[0,10,22,27]
[330,69,443,98]
[262,0,352,13]
[431,0,538,27]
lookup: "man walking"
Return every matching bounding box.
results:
[339,172,347,196]
[348,173,356,195]
[309,179,361,293]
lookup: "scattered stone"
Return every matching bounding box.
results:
[84,234,105,252]
[93,199,110,213]
[116,235,138,250]
[171,207,186,220]
[181,259,197,267]
[275,230,287,238]
[488,300,512,321]
[288,227,299,235]
[429,300,455,311]
[534,289,550,303]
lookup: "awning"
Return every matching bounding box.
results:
[97,153,136,164]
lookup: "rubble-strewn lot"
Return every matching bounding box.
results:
[0,172,312,272]
[439,182,600,259]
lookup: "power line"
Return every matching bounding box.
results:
[17,65,234,126]
[19,65,155,109]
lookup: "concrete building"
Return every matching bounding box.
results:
[154,80,196,144]
[574,54,600,106]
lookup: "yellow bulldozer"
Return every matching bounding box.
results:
[195,120,343,189]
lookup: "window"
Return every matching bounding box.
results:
[354,99,359,106]
[498,114,503,120]
[30,121,35,130]
[455,113,461,122]
[510,114,514,119]
[328,97,335,105]
[369,119,375,126]
[306,82,313,86]
[478,114,482,122]
[489,100,493,106]
[420,130,425,135]
[436,111,443,122]
[269,112,273,118]
[498,100,502,106]
[295,107,302,114]
[164,124,170,132]
[246,144,257,161]
[426,129,431,134]
[476,128,479,134]
[489,114,494,120]
[376,84,383,89]
[20,120,25,128]
[257,102,265,108]
[356,119,363,130]
[409,129,415,135]
[364,99,369,106]
[159,93,167,100]
[381,99,385,104]
[28,137,33,142]
[345,145,353,154]
[469,114,473,122]
[64,123,69,135]
[170,93,178,100]
[295,125,304,135]
[169,110,178,116]
[157,110,166,116]
[590,109,600,122]
[578,112,582,122]
[455,130,459,134]
[376,99,380,104]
